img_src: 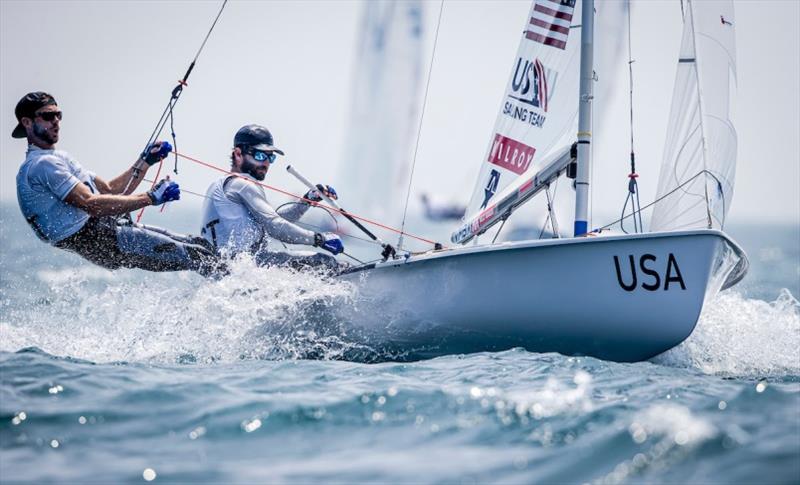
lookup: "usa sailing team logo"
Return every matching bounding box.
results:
[509,58,551,112]
[503,56,556,128]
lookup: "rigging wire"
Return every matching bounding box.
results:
[619,1,644,234]
[598,169,724,232]
[134,0,228,223]
[491,216,509,244]
[397,0,445,251]
[539,178,561,239]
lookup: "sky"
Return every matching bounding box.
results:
[1,0,798,239]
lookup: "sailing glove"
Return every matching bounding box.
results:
[304,184,337,203]
[141,141,173,166]
[148,178,180,205]
[314,232,344,255]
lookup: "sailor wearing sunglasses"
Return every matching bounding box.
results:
[13,91,221,275]
[200,124,344,271]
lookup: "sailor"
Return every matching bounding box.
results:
[200,124,344,271]
[13,91,220,274]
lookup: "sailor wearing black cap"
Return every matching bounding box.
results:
[13,91,221,275]
[200,124,344,271]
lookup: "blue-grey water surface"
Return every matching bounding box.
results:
[1,203,798,483]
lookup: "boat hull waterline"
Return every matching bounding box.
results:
[339,230,748,362]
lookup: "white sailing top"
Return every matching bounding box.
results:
[200,173,315,255]
[16,145,98,242]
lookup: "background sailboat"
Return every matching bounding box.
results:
[336,0,425,225]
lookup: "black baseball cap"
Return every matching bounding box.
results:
[12,92,57,138]
[233,124,284,155]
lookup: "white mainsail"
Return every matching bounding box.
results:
[461,0,582,223]
[650,0,738,231]
[337,0,424,224]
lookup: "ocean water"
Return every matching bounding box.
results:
[1,202,798,483]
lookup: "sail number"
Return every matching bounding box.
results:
[613,253,686,292]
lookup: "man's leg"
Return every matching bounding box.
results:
[56,217,223,275]
[115,221,223,275]
[55,216,124,270]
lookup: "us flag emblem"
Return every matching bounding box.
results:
[525,0,576,50]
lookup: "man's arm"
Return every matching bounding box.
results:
[95,142,172,195]
[64,181,152,217]
[275,198,310,222]
[276,184,338,221]
[229,179,316,245]
[95,158,149,195]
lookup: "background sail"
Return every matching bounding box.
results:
[650,0,737,231]
[337,0,424,224]
[462,0,582,223]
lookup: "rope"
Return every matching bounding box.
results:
[135,160,164,222]
[398,0,445,251]
[135,0,228,222]
[597,169,725,232]
[174,151,438,246]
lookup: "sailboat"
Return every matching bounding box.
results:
[336,0,425,224]
[334,0,748,363]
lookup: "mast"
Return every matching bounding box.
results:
[574,0,594,236]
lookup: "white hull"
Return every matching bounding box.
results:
[338,230,748,362]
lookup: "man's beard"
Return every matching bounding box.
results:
[33,122,57,145]
[241,159,266,181]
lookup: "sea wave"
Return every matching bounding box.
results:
[0,256,359,364]
[654,288,800,377]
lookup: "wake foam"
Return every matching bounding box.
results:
[0,257,364,364]
[654,289,800,377]
[4,256,798,372]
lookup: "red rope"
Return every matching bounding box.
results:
[135,159,164,223]
[174,151,438,246]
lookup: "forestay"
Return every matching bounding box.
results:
[650,0,738,231]
[460,0,583,227]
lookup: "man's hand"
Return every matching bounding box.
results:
[141,141,173,166]
[314,232,344,255]
[304,184,338,203]
[148,178,180,205]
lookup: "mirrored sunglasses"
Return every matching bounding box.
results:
[248,148,277,164]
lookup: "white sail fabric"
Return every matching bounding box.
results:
[337,0,424,224]
[650,0,737,232]
[462,0,582,223]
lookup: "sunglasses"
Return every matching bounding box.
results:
[35,111,63,122]
[246,148,277,164]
